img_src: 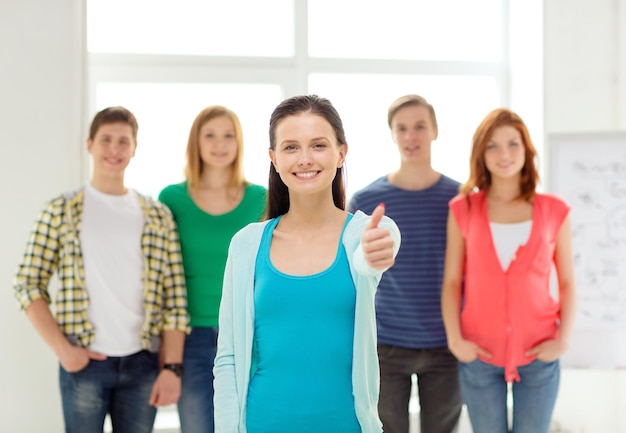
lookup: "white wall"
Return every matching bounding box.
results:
[1,0,84,432]
[545,1,626,432]
[545,0,620,132]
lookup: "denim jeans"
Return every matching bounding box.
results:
[59,349,159,433]
[177,326,218,433]
[458,358,560,433]
[377,344,462,433]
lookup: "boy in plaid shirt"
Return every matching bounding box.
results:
[13,106,189,433]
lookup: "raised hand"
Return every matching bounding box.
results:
[361,203,396,270]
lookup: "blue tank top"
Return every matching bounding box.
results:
[246,214,361,433]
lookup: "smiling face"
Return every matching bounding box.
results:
[390,104,438,164]
[198,115,238,170]
[484,125,526,181]
[269,112,347,197]
[87,122,136,179]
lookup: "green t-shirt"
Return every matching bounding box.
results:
[159,182,267,327]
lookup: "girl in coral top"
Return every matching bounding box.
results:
[441,108,576,433]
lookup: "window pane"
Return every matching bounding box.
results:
[95,83,283,197]
[308,74,500,199]
[87,0,294,57]
[309,0,502,61]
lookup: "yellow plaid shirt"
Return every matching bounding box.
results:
[13,188,189,350]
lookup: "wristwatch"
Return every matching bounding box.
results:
[163,363,185,378]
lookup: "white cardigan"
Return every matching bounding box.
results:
[213,211,401,433]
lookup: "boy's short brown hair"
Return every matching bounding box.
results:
[89,106,138,142]
[387,94,438,131]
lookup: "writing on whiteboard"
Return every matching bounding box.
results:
[558,152,626,330]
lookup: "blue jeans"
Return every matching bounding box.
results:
[178,326,218,433]
[377,344,462,433]
[458,358,560,433]
[59,350,159,433]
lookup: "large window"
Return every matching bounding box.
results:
[308,0,503,62]
[87,0,515,201]
[87,0,295,57]
[87,0,539,429]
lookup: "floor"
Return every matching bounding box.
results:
[149,407,474,433]
[149,406,569,433]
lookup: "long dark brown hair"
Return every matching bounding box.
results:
[267,95,347,219]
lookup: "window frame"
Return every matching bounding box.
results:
[88,0,511,132]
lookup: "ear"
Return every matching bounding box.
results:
[432,128,439,141]
[337,144,348,168]
[86,137,93,153]
[268,149,278,173]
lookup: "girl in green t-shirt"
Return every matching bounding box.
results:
[159,106,267,433]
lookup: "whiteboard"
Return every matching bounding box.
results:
[548,132,626,368]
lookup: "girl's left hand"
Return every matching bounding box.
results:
[361,204,395,270]
[525,337,569,362]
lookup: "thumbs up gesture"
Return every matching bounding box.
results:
[361,203,396,270]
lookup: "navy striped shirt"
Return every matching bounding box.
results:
[348,174,460,348]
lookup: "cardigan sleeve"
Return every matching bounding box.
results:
[213,235,242,433]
